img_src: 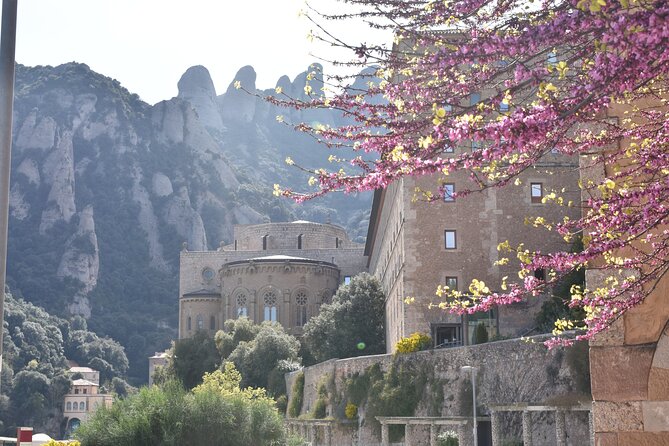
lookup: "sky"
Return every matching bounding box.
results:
[12,0,387,104]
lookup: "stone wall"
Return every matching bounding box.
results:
[589,270,669,445]
[232,221,357,251]
[287,335,591,445]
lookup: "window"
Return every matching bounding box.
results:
[262,234,269,250]
[445,276,458,291]
[263,290,278,322]
[66,402,72,411]
[335,237,340,248]
[433,324,463,348]
[534,268,546,280]
[443,183,455,202]
[75,389,80,395]
[234,240,237,251]
[236,293,248,318]
[187,316,191,331]
[202,268,214,281]
[531,182,543,203]
[500,101,509,112]
[83,389,87,394]
[81,402,86,411]
[470,93,481,106]
[295,291,308,327]
[344,276,351,285]
[297,234,303,250]
[210,315,216,330]
[444,230,457,249]
[472,140,481,151]
[196,314,204,330]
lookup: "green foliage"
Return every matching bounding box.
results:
[311,381,329,419]
[218,319,300,396]
[171,330,219,389]
[288,372,305,418]
[302,273,385,363]
[275,394,288,414]
[0,292,128,435]
[76,366,287,446]
[66,330,129,383]
[395,332,432,353]
[341,360,444,441]
[473,323,489,345]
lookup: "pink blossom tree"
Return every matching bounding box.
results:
[248,0,669,345]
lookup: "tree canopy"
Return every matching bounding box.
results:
[257,0,669,345]
[75,365,288,446]
[217,319,301,395]
[302,273,386,362]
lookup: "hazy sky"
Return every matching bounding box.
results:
[13,0,386,104]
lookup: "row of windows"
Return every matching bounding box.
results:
[186,315,217,331]
[441,182,544,203]
[260,234,342,251]
[66,401,87,411]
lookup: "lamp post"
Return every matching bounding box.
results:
[0,0,18,394]
[461,365,478,446]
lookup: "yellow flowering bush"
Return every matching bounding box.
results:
[395,332,431,353]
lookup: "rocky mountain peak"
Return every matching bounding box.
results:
[178,65,217,99]
[177,65,223,131]
[219,65,258,123]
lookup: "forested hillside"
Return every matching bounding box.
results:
[7,62,370,382]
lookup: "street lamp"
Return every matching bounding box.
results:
[0,0,18,394]
[461,365,478,446]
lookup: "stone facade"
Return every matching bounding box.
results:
[178,221,367,338]
[286,335,592,446]
[63,376,113,436]
[366,157,581,351]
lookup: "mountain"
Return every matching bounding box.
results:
[7,62,371,383]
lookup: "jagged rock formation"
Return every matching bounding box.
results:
[7,62,371,382]
[177,65,224,131]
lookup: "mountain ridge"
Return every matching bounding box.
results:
[7,61,371,382]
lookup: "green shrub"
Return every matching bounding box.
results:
[312,381,329,419]
[312,397,327,419]
[276,394,288,414]
[395,332,432,353]
[288,372,305,418]
[345,403,358,419]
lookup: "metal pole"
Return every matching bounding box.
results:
[462,365,479,446]
[0,0,18,392]
[472,368,478,446]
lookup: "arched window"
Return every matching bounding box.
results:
[295,290,308,327]
[263,290,278,322]
[196,314,204,330]
[187,316,192,331]
[297,234,303,250]
[262,234,269,250]
[79,402,86,411]
[66,402,72,411]
[210,315,216,330]
[236,293,248,318]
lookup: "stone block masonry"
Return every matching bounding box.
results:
[286,335,592,446]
